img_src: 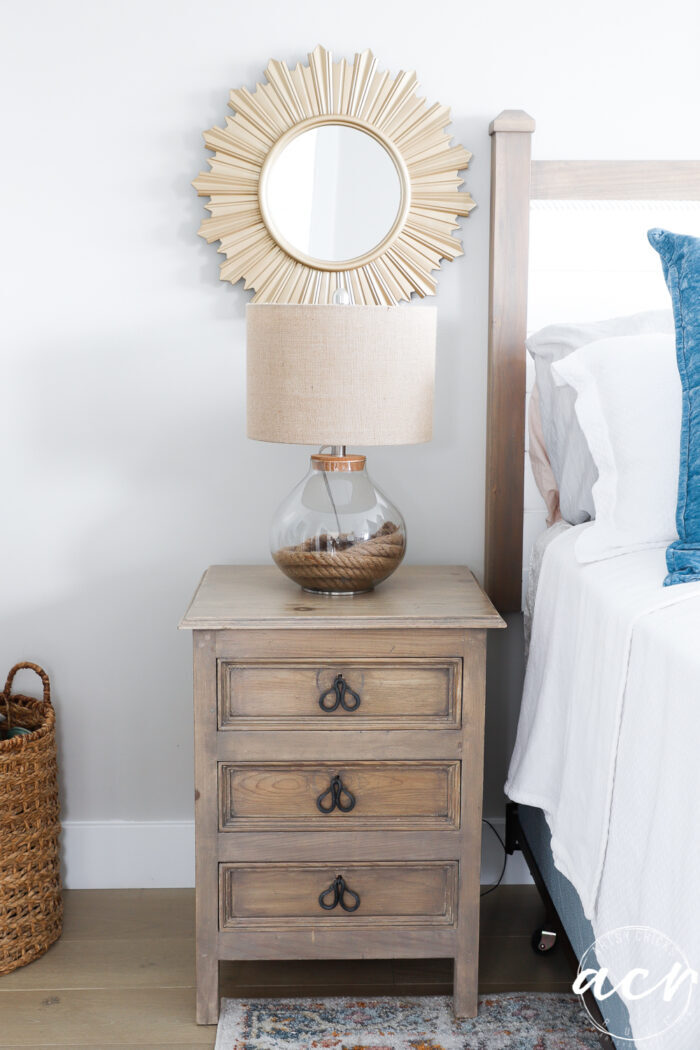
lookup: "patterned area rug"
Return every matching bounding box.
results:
[214,993,602,1049]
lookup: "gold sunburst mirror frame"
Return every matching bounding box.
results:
[193,46,475,304]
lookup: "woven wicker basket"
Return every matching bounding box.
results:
[0,663,62,974]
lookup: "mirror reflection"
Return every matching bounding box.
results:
[264,124,403,263]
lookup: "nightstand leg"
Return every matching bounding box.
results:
[196,952,219,1025]
[453,628,486,1019]
[453,949,478,1018]
[193,632,221,1026]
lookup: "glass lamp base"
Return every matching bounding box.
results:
[270,452,406,595]
[301,585,375,596]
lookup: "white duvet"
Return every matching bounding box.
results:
[506,526,700,1047]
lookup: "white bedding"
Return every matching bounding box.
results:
[523,521,570,655]
[507,526,700,1046]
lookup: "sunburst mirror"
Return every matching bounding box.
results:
[193,46,475,304]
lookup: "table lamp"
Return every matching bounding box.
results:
[246,303,436,594]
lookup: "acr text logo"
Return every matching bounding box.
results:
[573,926,698,1042]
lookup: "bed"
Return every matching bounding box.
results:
[484,112,700,1049]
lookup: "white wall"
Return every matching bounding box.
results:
[1,0,698,887]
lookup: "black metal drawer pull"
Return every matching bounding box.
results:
[316,774,356,814]
[318,874,361,912]
[318,674,361,713]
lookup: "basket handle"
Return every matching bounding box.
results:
[1,663,52,732]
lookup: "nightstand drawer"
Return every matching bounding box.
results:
[219,861,458,928]
[218,658,462,730]
[219,760,460,831]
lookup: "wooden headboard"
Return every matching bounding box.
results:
[483,109,700,614]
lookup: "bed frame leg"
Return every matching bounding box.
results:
[505,801,522,854]
[506,802,562,937]
[505,802,616,1048]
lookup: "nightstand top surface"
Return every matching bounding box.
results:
[179,565,504,631]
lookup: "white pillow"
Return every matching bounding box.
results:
[552,333,680,563]
[527,310,673,524]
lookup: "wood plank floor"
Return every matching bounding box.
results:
[0,886,575,1048]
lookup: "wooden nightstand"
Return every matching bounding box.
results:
[180,565,504,1023]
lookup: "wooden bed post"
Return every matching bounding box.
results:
[484,110,535,614]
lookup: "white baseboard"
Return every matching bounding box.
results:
[62,821,195,889]
[61,817,532,890]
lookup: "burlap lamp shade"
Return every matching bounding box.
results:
[246,304,436,446]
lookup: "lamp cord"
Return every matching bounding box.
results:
[481,818,507,897]
[318,445,343,540]
[322,472,343,540]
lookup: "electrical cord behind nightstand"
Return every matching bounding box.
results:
[481,818,507,897]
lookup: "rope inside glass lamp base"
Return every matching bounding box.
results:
[272,522,405,593]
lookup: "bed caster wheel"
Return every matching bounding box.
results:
[531,929,557,954]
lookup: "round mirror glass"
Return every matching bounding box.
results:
[263,124,403,263]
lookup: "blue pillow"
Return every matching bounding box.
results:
[648,228,700,585]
